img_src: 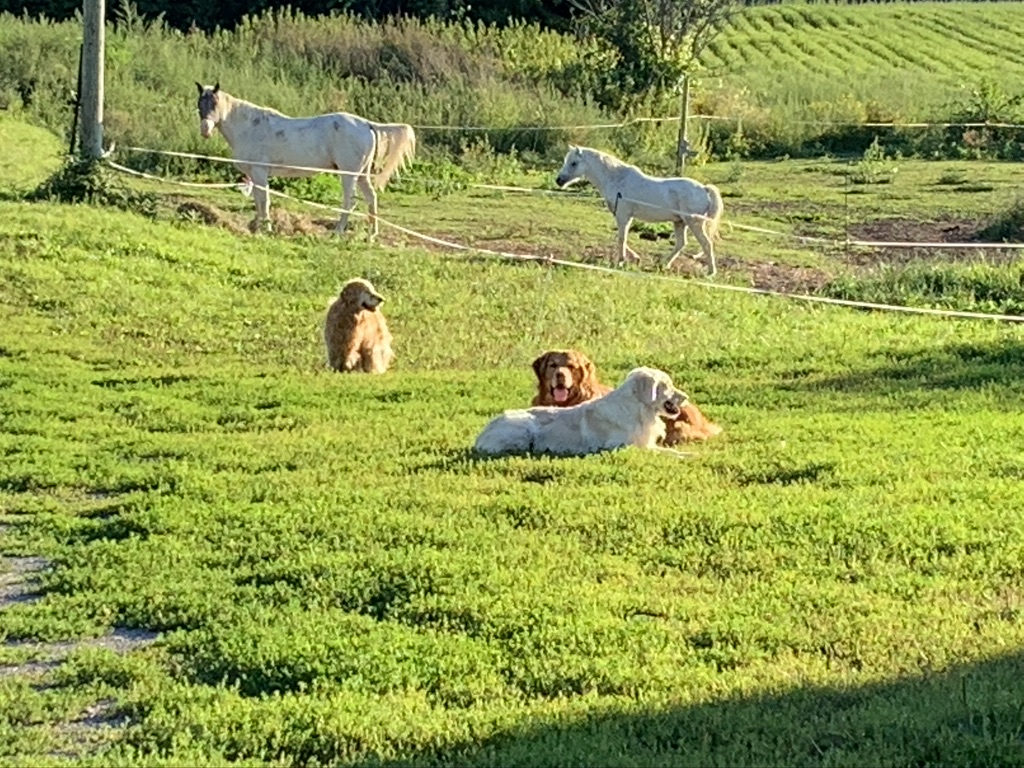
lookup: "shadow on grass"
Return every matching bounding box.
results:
[411,449,573,481]
[360,650,1024,767]
[789,339,1024,396]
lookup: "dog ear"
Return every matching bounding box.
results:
[577,355,598,398]
[532,353,550,381]
[631,371,659,405]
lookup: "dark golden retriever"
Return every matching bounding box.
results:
[530,349,722,445]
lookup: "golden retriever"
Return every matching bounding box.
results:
[531,349,722,445]
[323,278,394,373]
[474,367,688,456]
[531,349,611,407]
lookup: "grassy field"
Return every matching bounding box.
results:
[705,2,1024,119]
[4,2,1024,166]
[3,102,1024,767]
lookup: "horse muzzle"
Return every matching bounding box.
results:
[200,119,215,139]
[555,174,569,187]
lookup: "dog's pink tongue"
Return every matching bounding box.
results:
[554,387,569,403]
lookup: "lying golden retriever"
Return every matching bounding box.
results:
[531,349,722,445]
[323,278,394,373]
[474,367,688,457]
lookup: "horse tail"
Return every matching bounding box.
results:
[369,121,416,189]
[704,183,724,241]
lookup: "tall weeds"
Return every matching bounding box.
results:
[3,4,1024,170]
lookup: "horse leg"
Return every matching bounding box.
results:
[357,174,379,239]
[250,170,272,233]
[687,218,717,277]
[615,216,637,266]
[336,175,355,234]
[665,221,688,270]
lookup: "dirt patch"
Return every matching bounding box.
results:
[841,217,1020,268]
[2,534,158,674]
[0,554,47,608]
[173,198,344,238]
[267,210,332,236]
[851,216,979,245]
[47,698,130,760]
[746,262,832,294]
[1,630,160,684]
[174,200,248,236]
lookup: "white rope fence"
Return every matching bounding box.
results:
[118,144,1024,253]
[104,155,1024,325]
[410,115,1024,131]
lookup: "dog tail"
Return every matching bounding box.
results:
[704,183,724,241]
[473,412,534,455]
[368,121,417,189]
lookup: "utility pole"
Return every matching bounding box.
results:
[80,0,105,159]
[673,73,691,175]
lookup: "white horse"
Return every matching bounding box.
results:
[555,145,724,276]
[195,82,416,236]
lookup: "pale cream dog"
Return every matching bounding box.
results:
[474,366,688,457]
[323,278,394,373]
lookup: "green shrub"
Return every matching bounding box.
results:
[29,155,158,216]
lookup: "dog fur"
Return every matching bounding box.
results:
[530,349,722,445]
[474,367,688,457]
[531,349,611,407]
[323,278,394,373]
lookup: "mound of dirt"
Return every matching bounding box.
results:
[175,201,248,235]
[267,210,332,236]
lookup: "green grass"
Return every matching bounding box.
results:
[4,115,1024,765]
[4,2,1024,167]
[706,2,1024,120]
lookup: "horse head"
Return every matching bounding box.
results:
[555,145,586,188]
[196,81,222,139]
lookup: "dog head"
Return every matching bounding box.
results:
[663,402,723,444]
[532,349,601,406]
[626,367,689,419]
[339,278,385,312]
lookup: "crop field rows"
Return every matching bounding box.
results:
[702,3,1024,126]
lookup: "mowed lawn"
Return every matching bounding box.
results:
[2,115,1024,766]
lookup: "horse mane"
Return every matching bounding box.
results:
[219,91,289,121]
[582,146,632,173]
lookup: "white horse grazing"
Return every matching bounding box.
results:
[195,83,416,236]
[555,145,724,275]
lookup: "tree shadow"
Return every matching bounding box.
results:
[359,650,1024,767]
[788,338,1024,397]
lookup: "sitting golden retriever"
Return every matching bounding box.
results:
[323,278,394,373]
[531,349,722,445]
[474,367,688,457]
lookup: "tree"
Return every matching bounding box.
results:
[568,0,739,169]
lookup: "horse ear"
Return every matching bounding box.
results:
[195,81,203,95]
[213,82,220,93]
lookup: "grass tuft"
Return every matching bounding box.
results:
[28,156,158,216]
